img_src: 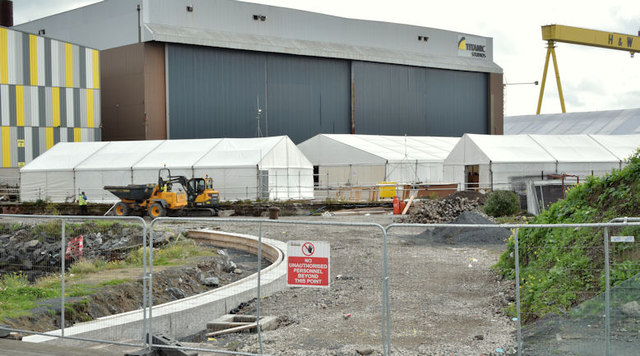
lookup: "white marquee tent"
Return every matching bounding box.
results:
[20,136,313,202]
[443,134,640,190]
[297,134,460,186]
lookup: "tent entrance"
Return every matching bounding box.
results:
[465,165,479,190]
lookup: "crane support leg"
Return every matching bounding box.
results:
[536,44,552,114]
[536,40,566,114]
[550,44,566,113]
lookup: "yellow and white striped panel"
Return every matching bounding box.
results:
[85,48,100,89]
[0,28,7,85]
[65,43,74,88]
[1,126,10,167]
[28,34,46,87]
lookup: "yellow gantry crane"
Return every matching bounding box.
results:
[536,24,640,114]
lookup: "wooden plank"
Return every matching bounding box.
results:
[401,195,415,215]
[206,322,258,337]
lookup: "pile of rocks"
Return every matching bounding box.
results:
[0,223,173,280]
[398,195,483,224]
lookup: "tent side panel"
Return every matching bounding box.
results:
[416,162,445,183]
[45,171,75,202]
[194,167,257,201]
[76,169,132,203]
[19,172,47,202]
[489,162,557,190]
[269,168,314,200]
[556,162,620,178]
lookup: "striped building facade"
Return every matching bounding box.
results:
[0,26,100,171]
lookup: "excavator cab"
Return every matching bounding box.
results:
[186,176,220,211]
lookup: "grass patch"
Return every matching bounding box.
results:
[1,237,215,322]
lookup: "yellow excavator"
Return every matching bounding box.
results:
[105,168,220,218]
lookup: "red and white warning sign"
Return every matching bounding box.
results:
[287,240,330,288]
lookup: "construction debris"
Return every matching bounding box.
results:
[397,195,483,224]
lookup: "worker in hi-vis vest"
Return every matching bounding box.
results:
[77,191,88,215]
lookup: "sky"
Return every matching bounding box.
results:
[11,0,640,117]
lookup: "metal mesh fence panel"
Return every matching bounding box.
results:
[512,222,640,356]
[147,216,388,355]
[385,223,517,355]
[387,221,640,356]
[0,214,148,353]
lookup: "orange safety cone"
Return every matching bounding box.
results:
[393,196,400,215]
[399,201,406,214]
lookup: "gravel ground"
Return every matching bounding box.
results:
[169,213,517,356]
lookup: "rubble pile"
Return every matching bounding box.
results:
[399,195,482,224]
[0,223,172,280]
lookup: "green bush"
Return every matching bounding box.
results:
[484,190,519,217]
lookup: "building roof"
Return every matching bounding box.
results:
[15,0,502,74]
[504,108,640,135]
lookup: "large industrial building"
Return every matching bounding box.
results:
[15,0,503,144]
[0,23,101,180]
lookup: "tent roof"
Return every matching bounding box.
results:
[132,138,224,169]
[446,134,638,165]
[21,136,310,173]
[504,108,640,135]
[20,142,110,171]
[195,136,311,168]
[459,134,556,163]
[74,140,165,170]
[589,134,640,161]
[298,134,460,165]
[528,135,619,163]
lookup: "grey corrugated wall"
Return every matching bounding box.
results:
[167,44,488,143]
[167,44,351,143]
[353,61,488,136]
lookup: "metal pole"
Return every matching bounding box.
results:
[257,222,264,354]
[382,229,391,355]
[148,225,154,348]
[514,228,522,356]
[60,220,66,337]
[142,219,148,349]
[604,226,611,356]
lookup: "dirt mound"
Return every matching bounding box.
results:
[416,211,511,245]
